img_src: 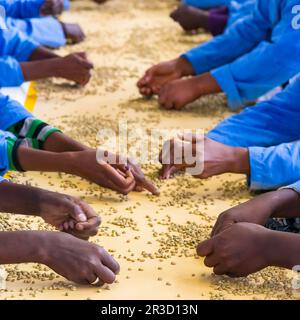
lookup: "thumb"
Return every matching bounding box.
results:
[66,201,87,223]
[75,52,94,69]
[196,238,214,257]
[74,52,87,59]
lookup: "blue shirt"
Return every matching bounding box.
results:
[284,181,300,194]
[208,78,300,190]
[183,0,229,8]
[0,24,39,86]
[183,0,255,26]
[0,93,31,176]
[0,0,44,18]
[6,16,66,48]
[182,0,300,110]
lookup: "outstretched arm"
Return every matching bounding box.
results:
[181,0,274,75]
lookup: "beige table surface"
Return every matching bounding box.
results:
[0,0,296,300]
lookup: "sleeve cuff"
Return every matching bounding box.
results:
[181,50,209,75]
[211,64,243,110]
[0,57,25,87]
[34,0,46,16]
[64,0,70,10]
[247,146,267,191]
[280,181,300,194]
[0,176,8,184]
[18,39,39,62]
[0,131,16,176]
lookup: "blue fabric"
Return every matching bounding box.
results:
[207,79,300,191]
[6,16,66,48]
[64,0,70,10]
[0,24,39,61]
[0,25,39,86]
[0,94,32,130]
[0,0,44,18]
[0,94,32,176]
[228,1,256,26]
[181,0,300,110]
[0,129,15,176]
[183,0,229,8]
[183,0,255,26]
[284,181,300,194]
[248,142,300,191]
[0,176,7,183]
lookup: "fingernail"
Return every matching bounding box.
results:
[78,213,87,222]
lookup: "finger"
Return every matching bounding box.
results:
[77,200,99,220]
[170,8,180,21]
[213,264,229,276]
[107,178,136,195]
[211,219,234,238]
[91,274,105,287]
[65,201,87,223]
[94,263,117,284]
[160,164,177,179]
[99,249,120,274]
[75,51,87,59]
[80,58,94,70]
[138,178,160,195]
[137,76,146,88]
[204,253,219,268]
[86,273,104,287]
[166,165,179,179]
[102,163,135,189]
[75,52,94,69]
[68,220,75,229]
[129,167,160,195]
[196,238,214,257]
[76,216,101,232]
[63,221,69,231]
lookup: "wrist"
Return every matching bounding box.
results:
[56,152,77,174]
[34,231,60,265]
[266,231,300,269]
[176,57,194,77]
[23,231,54,264]
[231,147,250,175]
[193,72,222,97]
[49,58,64,78]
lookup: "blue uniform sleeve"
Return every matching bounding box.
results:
[0,56,24,87]
[0,0,44,18]
[281,181,300,194]
[212,28,300,109]
[0,94,32,130]
[181,0,274,75]
[183,0,229,8]
[64,0,70,10]
[207,78,300,147]
[249,141,300,191]
[0,176,7,184]
[6,16,66,48]
[0,129,17,177]
[0,27,39,61]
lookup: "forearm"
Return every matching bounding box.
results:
[43,131,89,152]
[20,58,62,81]
[193,72,222,96]
[17,146,73,173]
[270,189,300,219]
[268,231,300,269]
[29,46,60,61]
[0,181,45,215]
[0,231,47,264]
